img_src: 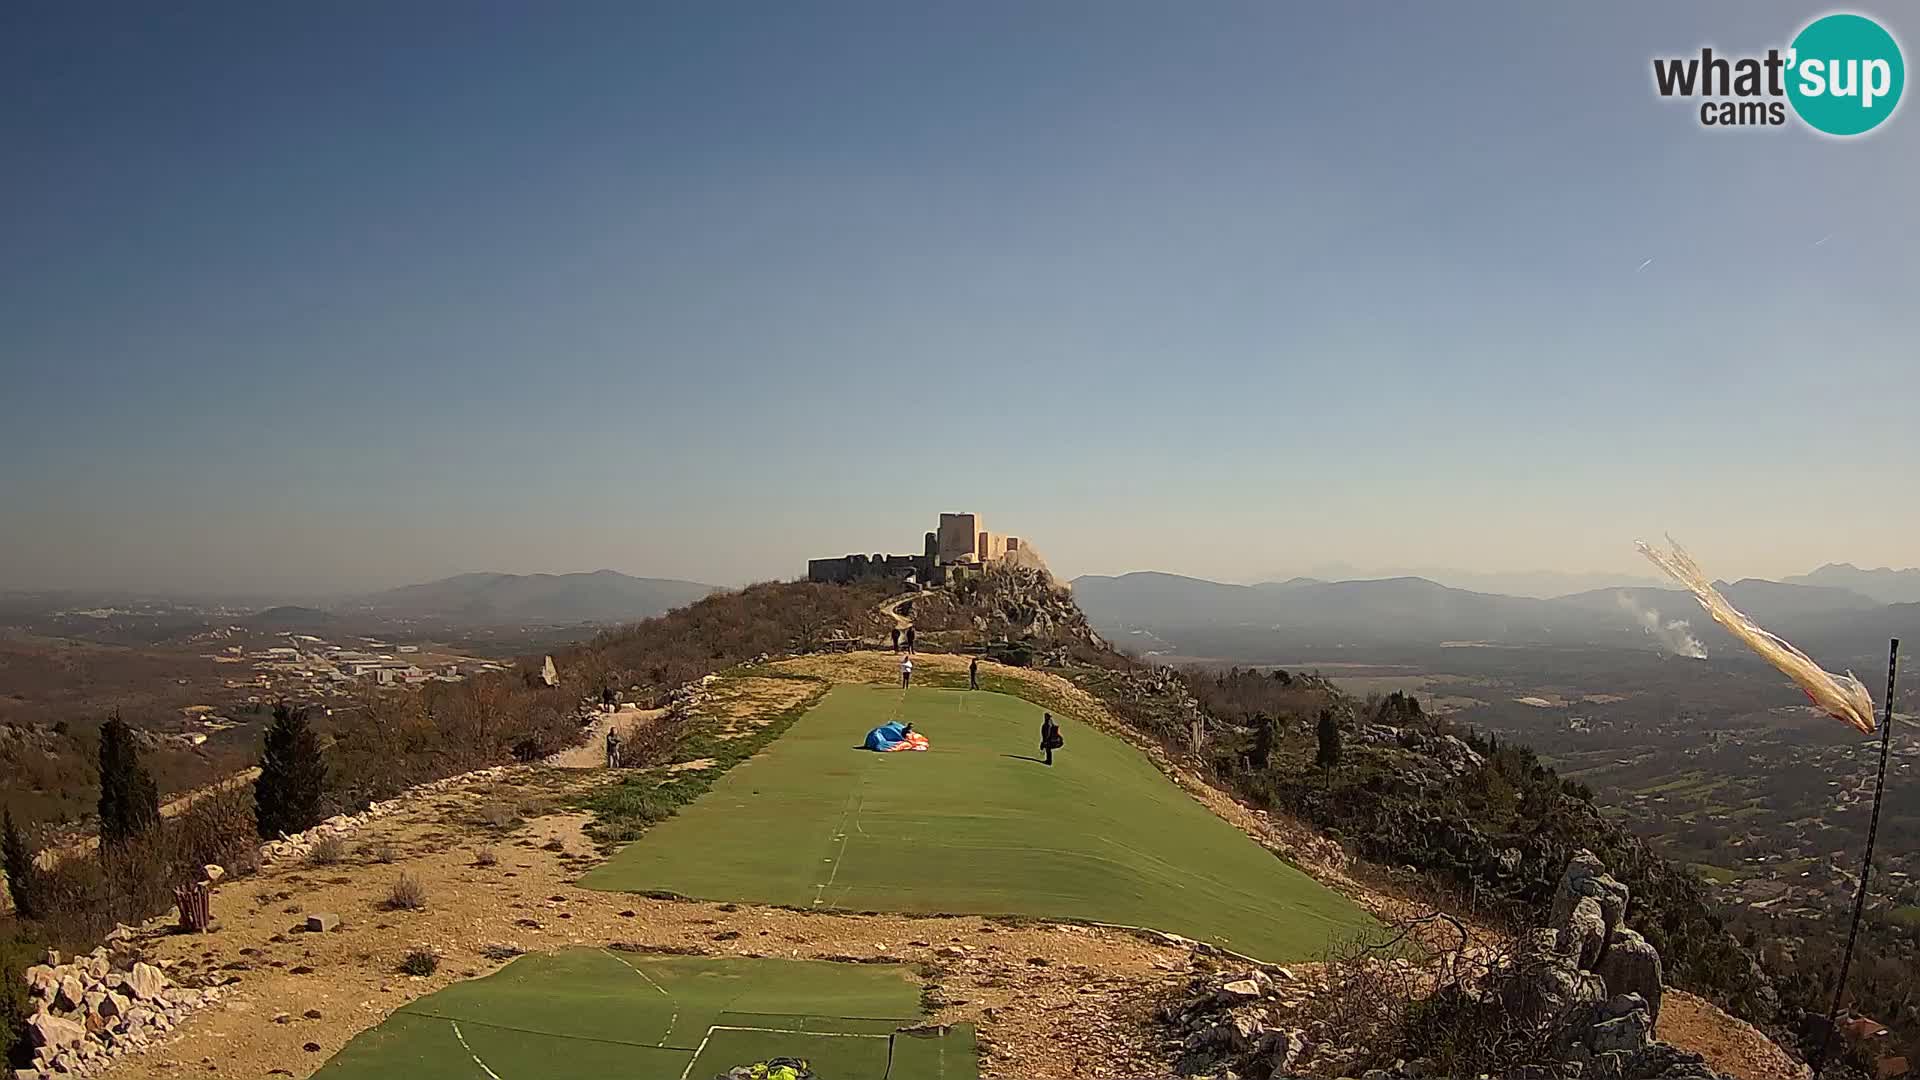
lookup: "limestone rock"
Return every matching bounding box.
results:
[121,963,165,1001]
[1219,979,1265,1001]
[54,976,87,1013]
[1590,1007,1654,1054]
[1596,928,1664,1025]
[306,912,341,933]
[24,965,58,998]
[1552,848,1630,943]
[1561,895,1607,969]
[27,1013,87,1050]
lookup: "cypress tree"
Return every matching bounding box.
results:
[97,712,161,846]
[1315,707,1343,771]
[2,808,37,919]
[255,703,328,840]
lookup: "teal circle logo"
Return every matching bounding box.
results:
[1787,13,1905,135]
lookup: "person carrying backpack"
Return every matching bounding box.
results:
[1040,711,1062,766]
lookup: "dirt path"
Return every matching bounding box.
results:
[546,703,662,769]
[880,590,917,629]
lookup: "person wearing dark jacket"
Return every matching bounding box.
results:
[969,656,979,690]
[1039,712,1061,766]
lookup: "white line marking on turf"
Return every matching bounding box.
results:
[813,790,861,906]
[450,1020,505,1080]
[711,1025,890,1038]
[675,1023,893,1080]
[602,949,677,1045]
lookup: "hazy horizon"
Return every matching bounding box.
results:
[5,3,1917,596]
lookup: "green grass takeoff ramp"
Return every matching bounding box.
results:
[312,950,974,1080]
[583,685,1373,961]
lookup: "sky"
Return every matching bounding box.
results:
[3,1,1917,596]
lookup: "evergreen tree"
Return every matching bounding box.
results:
[1248,713,1275,771]
[1315,707,1343,770]
[255,703,328,840]
[2,807,37,919]
[97,713,160,846]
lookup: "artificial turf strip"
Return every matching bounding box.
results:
[310,951,969,1080]
[579,684,1374,961]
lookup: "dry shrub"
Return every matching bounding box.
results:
[1295,913,1531,1078]
[473,848,498,868]
[479,943,523,962]
[478,804,521,831]
[171,782,260,877]
[384,873,427,912]
[306,834,347,867]
[398,946,439,976]
[360,840,396,865]
[612,713,690,769]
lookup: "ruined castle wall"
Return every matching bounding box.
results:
[938,513,982,563]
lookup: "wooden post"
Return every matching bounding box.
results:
[175,881,212,933]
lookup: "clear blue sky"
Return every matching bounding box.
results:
[3,1,1916,595]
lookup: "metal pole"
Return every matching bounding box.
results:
[1811,638,1899,1078]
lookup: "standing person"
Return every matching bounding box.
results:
[905,626,916,652]
[1040,712,1061,766]
[891,627,900,652]
[605,725,621,768]
[601,685,617,714]
[900,654,913,689]
[969,656,979,690]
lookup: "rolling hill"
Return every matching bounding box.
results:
[350,570,718,625]
[1071,571,1619,646]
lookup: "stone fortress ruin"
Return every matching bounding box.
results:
[808,512,1041,585]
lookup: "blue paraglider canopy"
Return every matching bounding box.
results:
[863,721,907,751]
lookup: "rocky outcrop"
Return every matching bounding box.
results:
[1157,965,1313,1078]
[1161,851,1731,1080]
[15,949,223,1079]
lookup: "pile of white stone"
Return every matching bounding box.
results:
[256,764,516,866]
[17,947,221,1079]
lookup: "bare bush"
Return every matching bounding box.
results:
[360,840,396,864]
[473,848,498,868]
[613,713,690,769]
[479,943,523,961]
[1292,914,1532,1078]
[306,834,348,866]
[384,873,427,912]
[171,782,260,877]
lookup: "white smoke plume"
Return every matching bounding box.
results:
[1615,592,1707,659]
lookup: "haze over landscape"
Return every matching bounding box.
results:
[5,1,1919,596]
[6,6,1920,1080]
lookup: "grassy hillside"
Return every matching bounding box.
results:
[583,683,1371,961]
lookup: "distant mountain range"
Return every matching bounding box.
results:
[346,571,718,625]
[1069,569,1917,664]
[1784,563,1920,605]
[1262,565,1669,599]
